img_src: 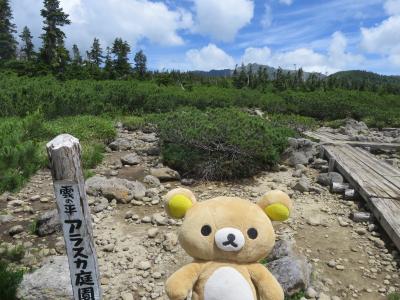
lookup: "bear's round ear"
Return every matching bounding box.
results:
[257,190,293,222]
[164,188,197,219]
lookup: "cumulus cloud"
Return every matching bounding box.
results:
[384,0,400,15]
[242,47,272,64]
[279,0,293,5]
[361,16,400,65]
[192,0,254,42]
[241,31,363,74]
[11,0,193,52]
[186,44,235,70]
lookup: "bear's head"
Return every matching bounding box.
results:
[165,188,292,263]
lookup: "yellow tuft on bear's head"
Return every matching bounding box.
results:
[164,188,293,264]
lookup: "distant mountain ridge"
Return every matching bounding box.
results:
[191,63,326,80]
[191,65,400,82]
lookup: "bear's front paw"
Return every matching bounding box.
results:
[165,286,190,300]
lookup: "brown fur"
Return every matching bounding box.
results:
[164,189,292,300]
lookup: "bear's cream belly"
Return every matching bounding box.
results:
[204,266,254,300]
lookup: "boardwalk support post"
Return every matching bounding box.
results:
[47,134,102,300]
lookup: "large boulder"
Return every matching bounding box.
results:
[150,167,180,181]
[317,172,343,187]
[108,138,132,151]
[268,255,312,296]
[37,209,61,237]
[120,153,141,165]
[340,119,369,136]
[17,256,73,300]
[86,176,146,203]
[284,138,318,166]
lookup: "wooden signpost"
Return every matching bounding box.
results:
[47,134,102,300]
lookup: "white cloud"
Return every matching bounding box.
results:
[186,44,235,70]
[261,4,273,29]
[361,15,400,65]
[193,0,254,42]
[279,0,293,5]
[242,47,272,64]
[11,0,193,52]
[241,31,363,74]
[384,0,400,15]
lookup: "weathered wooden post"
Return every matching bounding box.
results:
[47,134,102,300]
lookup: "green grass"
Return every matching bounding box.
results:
[388,292,400,300]
[0,260,24,300]
[28,220,38,235]
[0,245,25,263]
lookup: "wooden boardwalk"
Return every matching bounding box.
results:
[317,141,400,250]
[305,131,400,151]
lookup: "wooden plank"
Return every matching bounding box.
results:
[369,198,400,250]
[47,134,102,300]
[336,146,400,199]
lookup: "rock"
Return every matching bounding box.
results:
[30,195,41,202]
[17,256,73,300]
[351,212,372,223]
[306,287,318,298]
[86,176,146,203]
[108,138,132,151]
[181,178,196,186]
[152,213,168,226]
[294,178,310,192]
[8,199,24,207]
[0,214,15,224]
[121,292,134,300]
[144,145,161,156]
[8,224,24,236]
[143,175,161,186]
[306,215,325,227]
[37,209,61,237]
[120,153,141,165]
[139,133,158,143]
[125,211,133,219]
[137,260,151,270]
[163,232,178,251]
[318,293,331,300]
[150,167,180,181]
[317,172,343,187]
[284,138,318,167]
[267,239,295,261]
[341,119,369,136]
[92,197,109,213]
[267,255,312,296]
[147,228,159,238]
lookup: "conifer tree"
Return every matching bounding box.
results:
[19,26,35,61]
[0,0,18,60]
[87,38,103,66]
[40,0,71,67]
[134,50,147,79]
[72,44,82,64]
[111,38,131,76]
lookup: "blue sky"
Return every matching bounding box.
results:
[10,0,400,74]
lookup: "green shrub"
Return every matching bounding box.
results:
[388,292,400,300]
[285,291,305,300]
[0,260,24,300]
[152,108,294,180]
[119,115,146,130]
[269,114,318,133]
[0,114,115,193]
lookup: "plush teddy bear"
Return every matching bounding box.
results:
[164,188,293,300]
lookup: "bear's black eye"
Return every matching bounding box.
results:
[247,228,258,239]
[201,225,212,236]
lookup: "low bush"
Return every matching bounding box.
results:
[0,114,116,193]
[151,108,294,180]
[269,114,318,133]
